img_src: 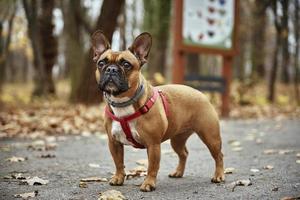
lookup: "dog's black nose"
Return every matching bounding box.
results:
[106,65,119,74]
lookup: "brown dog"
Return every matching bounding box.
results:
[92,30,224,192]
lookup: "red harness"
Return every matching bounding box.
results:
[105,88,169,148]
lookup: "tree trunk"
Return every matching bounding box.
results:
[250,0,268,79]
[294,0,300,105]
[0,2,16,92]
[62,0,86,102]
[268,33,280,102]
[233,0,250,81]
[280,0,290,83]
[119,2,127,50]
[268,1,281,102]
[130,0,137,41]
[23,0,46,97]
[71,0,125,104]
[143,0,171,80]
[39,0,57,94]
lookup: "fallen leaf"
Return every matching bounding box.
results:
[272,187,279,191]
[98,190,126,200]
[126,166,147,180]
[0,145,11,152]
[296,153,300,158]
[28,141,57,151]
[45,136,56,143]
[278,149,294,155]
[3,175,12,179]
[281,197,300,200]
[40,154,56,158]
[263,149,277,155]
[7,156,27,162]
[263,165,274,170]
[0,103,105,139]
[232,147,243,152]
[296,160,300,164]
[250,168,260,173]
[230,179,252,192]
[136,159,148,166]
[255,138,263,144]
[79,181,88,188]
[224,167,235,174]
[228,140,241,147]
[0,132,8,139]
[14,191,38,199]
[45,143,57,150]
[4,173,27,180]
[237,179,252,186]
[82,131,92,137]
[57,136,67,141]
[27,140,45,151]
[80,177,108,182]
[21,176,49,185]
[88,163,101,168]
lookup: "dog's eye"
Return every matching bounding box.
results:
[123,61,132,69]
[97,60,106,69]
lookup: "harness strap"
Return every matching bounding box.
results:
[119,120,144,148]
[158,90,169,117]
[105,88,169,148]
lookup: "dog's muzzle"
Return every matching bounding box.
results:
[99,65,129,95]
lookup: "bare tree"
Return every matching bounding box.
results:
[234,0,252,81]
[39,0,57,94]
[143,0,172,80]
[23,0,58,96]
[294,0,300,104]
[0,1,16,93]
[268,1,282,102]
[119,2,127,50]
[250,0,271,79]
[23,0,46,96]
[61,0,86,102]
[280,0,290,83]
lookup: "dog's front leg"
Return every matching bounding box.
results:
[140,144,161,192]
[108,139,125,186]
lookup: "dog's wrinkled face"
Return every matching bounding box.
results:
[91,30,152,96]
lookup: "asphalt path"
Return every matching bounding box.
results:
[0,119,299,200]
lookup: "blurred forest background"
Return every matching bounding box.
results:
[0,0,299,138]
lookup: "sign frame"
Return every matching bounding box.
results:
[172,0,239,116]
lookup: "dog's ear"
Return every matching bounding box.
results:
[91,30,111,62]
[128,32,152,66]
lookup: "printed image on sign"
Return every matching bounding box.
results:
[183,0,235,50]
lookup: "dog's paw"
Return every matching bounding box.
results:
[140,178,156,192]
[211,173,225,183]
[109,174,125,186]
[168,171,183,178]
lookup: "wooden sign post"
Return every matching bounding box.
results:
[172,0,239,117]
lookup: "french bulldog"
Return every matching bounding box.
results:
[92,30,225,192]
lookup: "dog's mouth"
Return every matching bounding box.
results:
[99,74,129,96]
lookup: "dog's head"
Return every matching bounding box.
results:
[91,30,152,96]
